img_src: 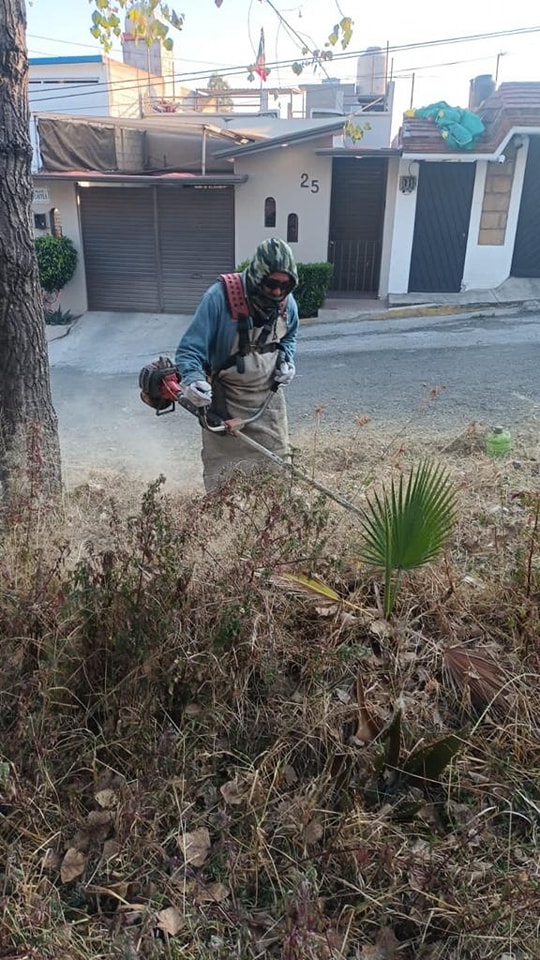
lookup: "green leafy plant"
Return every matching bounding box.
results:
[295,262,334,318]
[364,708,467,811]
[35,235,78,295]
[236,259,333,318]
[359,461,457,618]
[43,306,75,326]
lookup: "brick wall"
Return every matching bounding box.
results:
[478,144,517,245]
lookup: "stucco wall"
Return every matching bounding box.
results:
[386,159,419,294]
[106,59,164,118]
[234,144,332,265]
[32,180,88,317]
[461,140,529,290]
[378,157,400,296]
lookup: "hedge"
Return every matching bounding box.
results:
[35,235,78,294]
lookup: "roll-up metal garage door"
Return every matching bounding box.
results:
[158,186,235,313]
[79,184,235,313]
[79,186,160,312]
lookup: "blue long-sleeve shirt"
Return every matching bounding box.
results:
[175,281,299,386]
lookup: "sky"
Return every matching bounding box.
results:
[25,0,540,129]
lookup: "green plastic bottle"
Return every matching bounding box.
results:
[485,426,511,457]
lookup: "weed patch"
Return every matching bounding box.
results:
[1,435,539,959]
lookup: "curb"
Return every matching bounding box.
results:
[302,299,533,325]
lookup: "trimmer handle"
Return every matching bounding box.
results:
[177,396,224,429]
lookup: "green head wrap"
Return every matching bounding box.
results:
[244,238,298,322]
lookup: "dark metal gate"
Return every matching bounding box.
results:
[79,184,234,313]
[408,161,476,293]
[328,157,387,292]
[511,136,540,277]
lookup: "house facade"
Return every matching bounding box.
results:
[31,76,540,316]
[32,104,396,315]
[387,83,540,296]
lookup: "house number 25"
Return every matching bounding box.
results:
[300,172,320,193]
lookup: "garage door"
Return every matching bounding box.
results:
[79,185,235,313]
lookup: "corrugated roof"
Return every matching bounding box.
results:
[214,118,347,158]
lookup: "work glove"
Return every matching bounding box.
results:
[274,360,296,385]
[183,379,212,407]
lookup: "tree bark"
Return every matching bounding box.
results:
[0,0,62,505]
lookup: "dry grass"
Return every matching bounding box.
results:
[0,422,539,960]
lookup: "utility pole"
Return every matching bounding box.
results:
[495,52,505,85]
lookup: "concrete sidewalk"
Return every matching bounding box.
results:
[46,276,540,344]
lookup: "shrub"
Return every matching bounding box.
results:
[35,234,78,294]
[43,306,74,326]
[236,259,333,319]
[295,261,334,318]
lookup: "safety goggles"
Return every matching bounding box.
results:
[262,276,293,293]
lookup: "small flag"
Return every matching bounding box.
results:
[255,28,268,82]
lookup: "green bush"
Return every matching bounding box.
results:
[236,259,333,319]
[35,234,78,294]
[295,262,334,318]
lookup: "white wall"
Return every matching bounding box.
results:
[29,61,109,117]
[234,143,333,264]
[386,159,419,294]
[32,180,88,317]
[334,112,393,150]
[106,59,164,118]
[378,157,399,296]
[461,140,529,290]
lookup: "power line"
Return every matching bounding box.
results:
[27,33,238,69]
[28,21,540,65]
[262,0,332,80]
[28,23,540,108]
[26,53,503,116]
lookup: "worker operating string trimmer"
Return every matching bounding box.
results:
[168,238,299,493]
[139,355,365,518]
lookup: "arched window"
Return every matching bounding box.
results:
[287,213,298,243]
[264,196,276,228]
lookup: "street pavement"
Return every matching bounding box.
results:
[47,304,540,490]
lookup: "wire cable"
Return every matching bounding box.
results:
[28,23,540,108]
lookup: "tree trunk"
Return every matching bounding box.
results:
[0,0,62,505]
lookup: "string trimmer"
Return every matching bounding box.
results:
[139,357,364,517]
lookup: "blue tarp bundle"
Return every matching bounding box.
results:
[407,101,485,150]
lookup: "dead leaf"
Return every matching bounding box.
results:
[198,882,230,903]
[283,764,298,786]
[178,827,211,867]
[156,905,184,936]
[370,619,392,638]
[304,819,323,844]
[60,847,88,883]
[185,703,203,717]
[94,788,118,809]
[360,925,399,959]
[220,780,243,805]
[354,673,382,743]
[87,809,113,841]
[102,839,121,860]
